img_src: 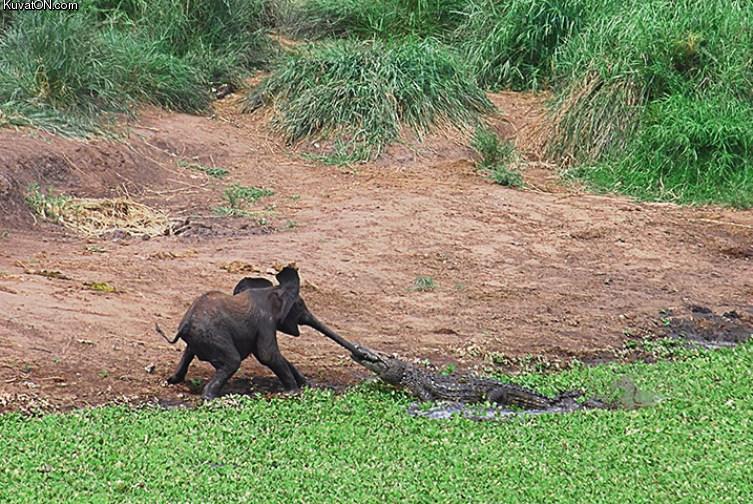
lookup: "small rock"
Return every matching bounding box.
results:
[144,363,156,374]
[111,230,129,241]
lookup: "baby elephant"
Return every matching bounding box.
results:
[156,266,347,400]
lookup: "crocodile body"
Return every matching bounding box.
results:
[348,344,604,410]
[373,356,555,409]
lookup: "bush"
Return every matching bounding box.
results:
[548,0,753,164]
[471,126,523,187]
[248,39,493,161]
[0,2,275,134]
[575,94,753,207]
[457,0,609,90]
[278,0,468,40]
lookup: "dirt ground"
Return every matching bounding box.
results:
[1,91,752,412]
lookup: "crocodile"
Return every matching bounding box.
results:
[349,343,606,411]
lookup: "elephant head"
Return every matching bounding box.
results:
[233,268,362,356]
[234,266,303,336]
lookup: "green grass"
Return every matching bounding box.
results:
[0,2,275,135]
[570,93,753,207]
[471,126,523,187]
[248,38,493,162]
[456,0,610,91]
[276,0,469,40]
[177,159,229,179]
[545,0,753,206]
[412,275,437,291]
[2,343,753,501]
[223,184,274,207]
[213,184,274,218]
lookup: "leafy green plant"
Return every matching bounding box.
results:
[24,184,70,222]
[224,184,274,207]
[2,344,753,501]
[471,126,523,187]
[440,363,457,376]
[187,378,204,394]
[412,275,437,292]
[214,184,274,218]
[177,160,229,178]
[247,38,493,162]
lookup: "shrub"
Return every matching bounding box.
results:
[456,0,609,90]
[278,0,468,40]
[248,38,493,161]
[547,0,753,164]
[575,94,753,207]
[471,126,523,187]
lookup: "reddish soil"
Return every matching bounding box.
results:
[1,92,753,412]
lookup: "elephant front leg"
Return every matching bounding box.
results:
[255,330,299,391]
[285,358,307,388]
[256,348,296,391]
[166,347,195,384]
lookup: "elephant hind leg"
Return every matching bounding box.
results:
[166,347,195,384]
[202,353,241,400]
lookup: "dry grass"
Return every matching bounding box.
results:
[58,198,169,237]
[26,186,170,237]
[544,72,644,166]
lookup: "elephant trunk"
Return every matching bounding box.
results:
[301,313,361,356]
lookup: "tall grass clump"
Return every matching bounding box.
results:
[471,126,523,187]
[276,0,469,40]
[456,0,610,90]
[574,94,753,207]
[86,0,276,86]
[548,0,753,177]
[0,10,13,31]
[247,39,493,162]
[0,2,275,135]
[0,11,208,124]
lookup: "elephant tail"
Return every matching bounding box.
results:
[155,322,182,344]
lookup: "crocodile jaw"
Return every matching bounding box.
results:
[350,344,390,374]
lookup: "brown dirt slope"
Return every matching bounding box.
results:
[1,92,752,411]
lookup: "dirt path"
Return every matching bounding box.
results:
[1,93,752,411]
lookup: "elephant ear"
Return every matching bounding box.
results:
[271,266,301,334]
[277,301,302,337]
[233,277,274,295]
